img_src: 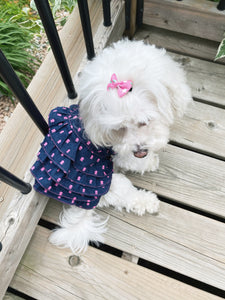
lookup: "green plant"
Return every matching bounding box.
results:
[215,37,225,60]
[0,0,42,33]
[0,16,39,97]
[209,0,225,60]
[0,0,76,97]
[30,0,77,16]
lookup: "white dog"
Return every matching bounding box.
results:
[48,40,192,254]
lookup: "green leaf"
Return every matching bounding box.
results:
[215,38,225,60]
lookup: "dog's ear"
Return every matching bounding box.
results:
[165,80,192,119]
[146,86,174,125]
[159,61,192,122]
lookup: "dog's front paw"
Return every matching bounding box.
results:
[130,190,160,216]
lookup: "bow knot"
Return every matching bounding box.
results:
[107,74,133,98]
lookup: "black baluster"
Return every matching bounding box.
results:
[0,49,48,136]
[34,0,77,99]
[217,0,225,11]
[102,0,112,27]
[77,0,95,60]
[136,0,144,27]
[125,0,131,31]
[0,166,32,194]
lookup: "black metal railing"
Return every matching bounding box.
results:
[0,166,31,194]
[34,0,77,99]
[0,50,49,136]
[217,0,225,11]
[77,0,95,60]
[0,0,115,195]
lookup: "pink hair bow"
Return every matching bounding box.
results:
[107,73,133,98]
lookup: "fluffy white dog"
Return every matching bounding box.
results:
[49,40,192,254]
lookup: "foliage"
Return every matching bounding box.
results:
[30,0,77,27]
[0,18,39,97]
[30,0,76,16]
[210,0,225,60]
[0,0,77,98]
[0,2,41,97]
[215,38,225,60]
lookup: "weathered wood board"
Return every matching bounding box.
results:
[128,144,225,217]
[171,101,225,159]
[3,293,24,300]
[143,0,225,42]
[135,25,225,64]
[170,53,225,108]
[41,189,225,291]
[9,226,222,300]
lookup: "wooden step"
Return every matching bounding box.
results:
[143,0,225,42]
[135,25,225,64]
[9,225,222,300]
[128,144,225,217]
[41,196,225,292]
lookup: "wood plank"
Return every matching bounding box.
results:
[128,144,225,218]
[171,101,225,160]
[42,199,225,291]
[10,226,222,300]
[170,52,225,107]
[121,252,139,264]
[134,27,225,107]
[135,25,225,64]
[0,1,125,297]
[3,293,24,300]
[143,0,225,42]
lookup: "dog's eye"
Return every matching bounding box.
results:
[138,122,147,128]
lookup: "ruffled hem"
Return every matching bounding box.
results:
[31,105,113,209]
[33,183,99,209]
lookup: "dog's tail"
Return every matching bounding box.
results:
[49,206,108,255]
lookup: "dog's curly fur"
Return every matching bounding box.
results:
[49,40,192,254]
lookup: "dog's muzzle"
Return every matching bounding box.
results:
[133,148,148,158]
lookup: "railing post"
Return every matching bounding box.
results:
[102,0,112,27]
[217,0,225,11]
[34,0,77,99]
[0,166,32,194]
[125,0,131,32]
[77,0,95,60]
[136,0,144,27]
[0,49,49,136]
[125,0,138,38]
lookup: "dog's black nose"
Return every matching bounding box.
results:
[133,149,148,158]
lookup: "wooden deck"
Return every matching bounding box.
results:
[1,0,225,299]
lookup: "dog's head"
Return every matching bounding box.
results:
[78,40,192,165]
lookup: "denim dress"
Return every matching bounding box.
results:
[30,105,113,209]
